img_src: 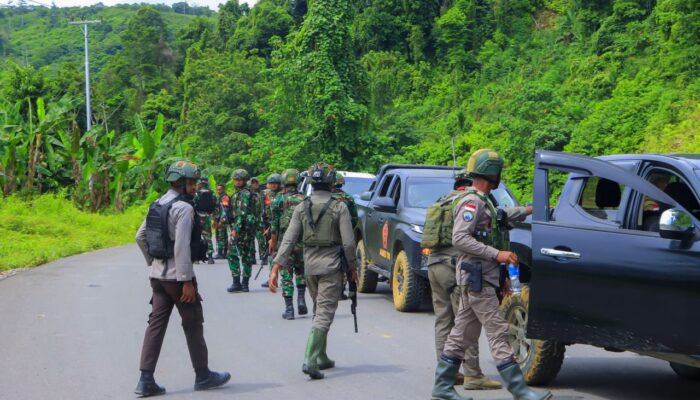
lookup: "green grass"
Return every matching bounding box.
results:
[0,194,145,271]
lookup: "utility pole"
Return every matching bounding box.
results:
[69,20,100,131]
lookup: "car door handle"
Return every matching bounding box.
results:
[540,248,581,259]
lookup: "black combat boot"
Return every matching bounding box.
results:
[134,370,166,397]
[194,368,231,391]
[431,354,473,400]
[261,281,269,288]
[283,297,295,320]
[227,276,242,293]
[242,277,250,292]
[297,286,308,315]
[207,256,215,264]
[497,360,551,400]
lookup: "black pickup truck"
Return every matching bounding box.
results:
[501,151,700,385]
[355,164,523,312]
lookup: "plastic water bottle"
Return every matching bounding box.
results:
[508,263,522,294]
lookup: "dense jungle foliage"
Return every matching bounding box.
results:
[2,0,700,207]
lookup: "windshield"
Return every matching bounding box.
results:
[405,177,518,209]
[343,177,374,197]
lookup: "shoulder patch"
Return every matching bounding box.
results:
[463,211,474,222]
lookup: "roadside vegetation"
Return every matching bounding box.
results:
[1,1,699,269]
[0,194,144,272]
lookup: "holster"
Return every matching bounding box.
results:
[460,261,483,292]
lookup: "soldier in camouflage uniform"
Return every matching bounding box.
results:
[248,177,267,269]
[331,173,358,299]
[226,169,257,293]
[269,169,308,320]
[195,178,215,264]
[261,174,283,288]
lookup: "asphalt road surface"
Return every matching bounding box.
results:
[1,245,698,400]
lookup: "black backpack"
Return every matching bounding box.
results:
[195,189,216,213]
[145,197,180,260]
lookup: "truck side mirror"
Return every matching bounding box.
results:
[360,191,372,201]
[373,196,397,213]
[659,208,696,242]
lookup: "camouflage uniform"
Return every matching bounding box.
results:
[249,178,266,264]
[263,187,283,264]
[331,188,358,229]
[271,188,306,298]
[228,187,257,280]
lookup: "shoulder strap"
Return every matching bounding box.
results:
[304,197,314,229]
[314,198,335,227]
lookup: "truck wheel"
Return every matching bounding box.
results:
[670,362,700,380]
[356,240,378,293]
[501,286,565,386]
[391,250,424,312]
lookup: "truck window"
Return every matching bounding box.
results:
[577,176,625,223]
[390,179,402,205]
[378,175,394,197]
[636,169,700,231]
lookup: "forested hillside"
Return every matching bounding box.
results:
[2,0,699,207]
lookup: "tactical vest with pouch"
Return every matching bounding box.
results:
[302,197,342,247]
[145,197,181,259]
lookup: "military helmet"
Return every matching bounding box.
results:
[248,177,259,185]
[308,162,336,185]
[198,177,209,184]
[454,168,471,182]
[334,172,345,187]
[165,160,201,182]
[266,173,282,184]
[282,168,300,187]
[232,168,249,180]
[466,149,504,177]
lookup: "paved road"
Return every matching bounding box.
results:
[1,245,698,400]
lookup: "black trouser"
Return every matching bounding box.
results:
[139,278,208,372]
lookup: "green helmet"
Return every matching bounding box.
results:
[282,168,300,187]
[334,172,345,187]
[248,177,259,186]
[454,168,471,182]
[165,160,201,182]
[232,168,249,180]
[466,149,504,177]
[308,162,336,185]
[266,173,282,184]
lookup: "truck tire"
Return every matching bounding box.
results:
[670,362,700,380]
[391,250,424,312]
[501,286,565,386]
[356,240,378,293]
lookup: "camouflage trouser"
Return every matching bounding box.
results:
[256,228,267,265]
[216,225,228,257]
[228,235,255,278]
[281,249,305,298]
[199,214,214,258]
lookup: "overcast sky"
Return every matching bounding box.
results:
[6,0,258,10]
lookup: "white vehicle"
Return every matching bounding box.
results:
[300,171,375,199]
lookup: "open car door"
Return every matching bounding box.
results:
[528,151,700,355]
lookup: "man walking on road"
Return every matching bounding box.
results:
[430,149,550,400]
[227,169,257,293]
[269,162,358,380]
[425,168,502,391]
[134,160,230,397]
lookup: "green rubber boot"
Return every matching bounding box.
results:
[302,328,325,379]
[317,331,335,370]
[498,361,552,400]
[431,354,473,400]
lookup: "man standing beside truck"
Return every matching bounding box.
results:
[430,149,550,400]
[423,168,501,391]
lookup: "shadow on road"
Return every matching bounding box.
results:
[551,356,700,400]
[323,364,406,380]
[165,382,283,396]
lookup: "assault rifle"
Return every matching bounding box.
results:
[340,250,358,333]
